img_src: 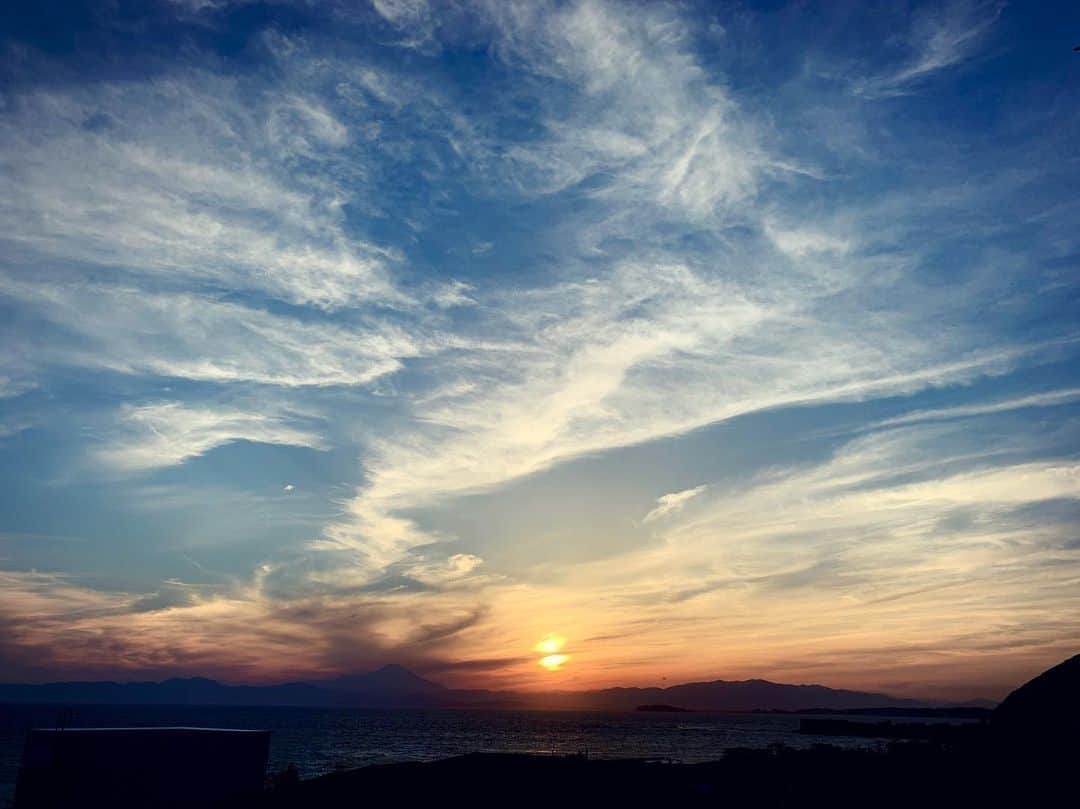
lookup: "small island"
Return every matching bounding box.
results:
[635,704,691,713]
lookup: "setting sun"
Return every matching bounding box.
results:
[539,654,570,671]
[533,634,566,655]
[534,635,570,671]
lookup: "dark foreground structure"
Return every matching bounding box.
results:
[238,741,1069,809]
[15,727,269,808]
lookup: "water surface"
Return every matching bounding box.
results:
[0,703,881,806]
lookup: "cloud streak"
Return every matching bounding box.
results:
[98,402,326,471]
[852,0,1004,98]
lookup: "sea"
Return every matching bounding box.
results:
[0,704,884,806]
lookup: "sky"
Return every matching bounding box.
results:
[0,0,1078,702]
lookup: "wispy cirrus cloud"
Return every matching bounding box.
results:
[851,0,1004,98]
[643,486,707,524]
[0,75,403,311]
[0,279,426,388]
[876,388,1080,429]
[97,402,326,471]
[483,0,769,218]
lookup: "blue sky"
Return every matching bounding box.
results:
[1,0,1078,699]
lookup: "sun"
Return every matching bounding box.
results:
[533,634,566,655]
[534,634,570,671]
[539,654,570,671]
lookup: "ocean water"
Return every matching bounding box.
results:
[0,703,879,806]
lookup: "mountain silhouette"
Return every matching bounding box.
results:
[323,664,446,696]
[992,651,1080,754]
[524,673,928,708]
[0,666,934,711]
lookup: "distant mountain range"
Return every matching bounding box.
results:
[0,664,973,712]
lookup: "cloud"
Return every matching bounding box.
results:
[764,220,852,258]
[877,388,1080,429]
[405,553,486,586]
[302,0,1065,592]
[431,280,477,309]
[0,279,426,388]
[371,0,440,52]
[0,562,494,683]
[98,402,326,471]
[466,420,1080,694]
[643,485,706,524]
[483,0,767,219]
[129,580,202,613]
[0,75,404,311]
[642,424,1078,597]
[852,1,1003,98]
[0,369,36,400]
